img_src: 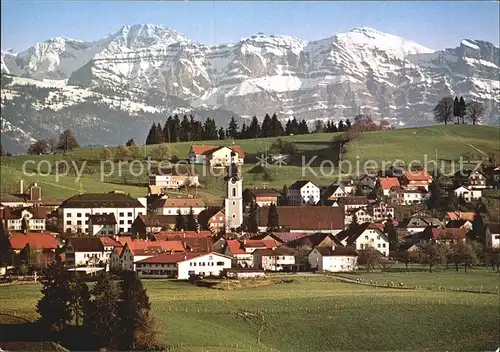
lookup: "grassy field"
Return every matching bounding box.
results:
[1,272,499,351]
[1,125,499,202]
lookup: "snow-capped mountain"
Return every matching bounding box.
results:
[1,24,499,152]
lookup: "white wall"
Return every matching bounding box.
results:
[355,229,389,256]
[287,182,320,205]
[254,254,295,271]
[155,206,205,215]
[60,206,146,234]
[178,253,232,279]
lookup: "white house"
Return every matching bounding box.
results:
[371,202,395,221]
[136,252,232,279]
[486,224,500,248]
[150,197,205,216]
[336,223,390,256]
[308,247,358,272]
[345,208,373,227]
[1,207,46,231]
[252,247,296,271]
[65,237,105,267]
[148,166,199,189]
[287,180,320,205]
[453,186,482,202]
[88,214,117,236]
[58,192,147,234]
[389,187,430,205]
[189,145,245,166]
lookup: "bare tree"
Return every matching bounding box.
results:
[433,97,454,125]
[28,139,50,155]
[466,101,485,125]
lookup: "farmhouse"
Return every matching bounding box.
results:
[389,187,429,205]
[323,183,353,201]
[117,240,186,271]
[189,145,245,166]
[136,252,232,279]
[308,247,358,272]
[335,196,369,210]
[88,214,117,236]
[58,192,147,234]
[65,237,105,267]
[443,211,475,224]
[197,207,225,233]
[7,232,57,267]
[287,180,320,205]
[258,206,345,235]
[253,247,296,271]
[150,197,205,216]
[454,169,488,189]
[130,214,176,235]
[148,166,200,189]
[400,170,432,191]
[0,207,47,231]
[286,232,343,250]
[378,177,401,196]
[223,239,278,267]
[485,224,500,248]
[371,202,395,221]
[243,188,281,207]
[336,223,389,256]
[453,185,482,202]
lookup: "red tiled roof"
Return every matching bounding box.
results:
[154,231,212,241]
[258,206,345,230]
[137,252,203,264]
[99,236,122,247]
[117,236,133,246]
[151,198,205,208]
[128,240,185,255]
[191,145,217,155]
[446,212,475,221]
[9,233,57,250]
[403,170,432,181]
[379,177,400,190]
[226,240,247,254]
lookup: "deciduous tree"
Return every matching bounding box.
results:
[433,96,454,125]
[466,101,485,125]
[28,139,50,155]
[56,129,79,153]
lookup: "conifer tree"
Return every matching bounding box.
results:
[180,114,191,141]
[175,209,186,231]
[240,123,248,139]
[261,113,272,137]
[270,113,284,137]
[337,119,346,132]
[248,116,261,138]
[86,275,121,349]
[298,119,309,134]
[186,207,198,231]
[383,217,398,251]
[154,123,164,144]
[345,118,352,129]
[171,115,181,142]
[163,116,173,143]
[118,271,154,350]
[348,213,360,232]
[266,203,280,232]
[459,96,467,124]
[453,96,460,124]
[227,116,239,139]
[246,202,259,233]
[218,127,226,140]
[470,211,486,244]
[203,118,218,140]
[285,119,293,135]
[36,256,72,331]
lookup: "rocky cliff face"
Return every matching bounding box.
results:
[1,24,499,152]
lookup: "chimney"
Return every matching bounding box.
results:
[184,255,187,260]
[20,179,24,195]
[243,239,246,245]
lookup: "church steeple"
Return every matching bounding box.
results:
[224,161,243,232]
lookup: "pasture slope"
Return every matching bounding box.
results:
[0,272,499,351]
[1,125,499,203]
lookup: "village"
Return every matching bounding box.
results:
[1,143,500,281]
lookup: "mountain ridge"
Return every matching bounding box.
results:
[1,24,499,153]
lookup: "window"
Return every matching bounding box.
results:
[128,220,132,224]
[77,220,82,225]
[120,220,124,224]
[382,243,386,248]
[232,188,236,197]
[216,261,225,266]
[128,212,132,217]
[66,220,72,225]
[364,235,368,240]
[119,228,124,233]
[119,212,124,217]
[86,213,90,217]
[66,213,71,218]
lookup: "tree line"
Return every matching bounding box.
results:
[27,129,79,155]
[144,113,367,145]
[36,256,161,350]
[433,96,485,125]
